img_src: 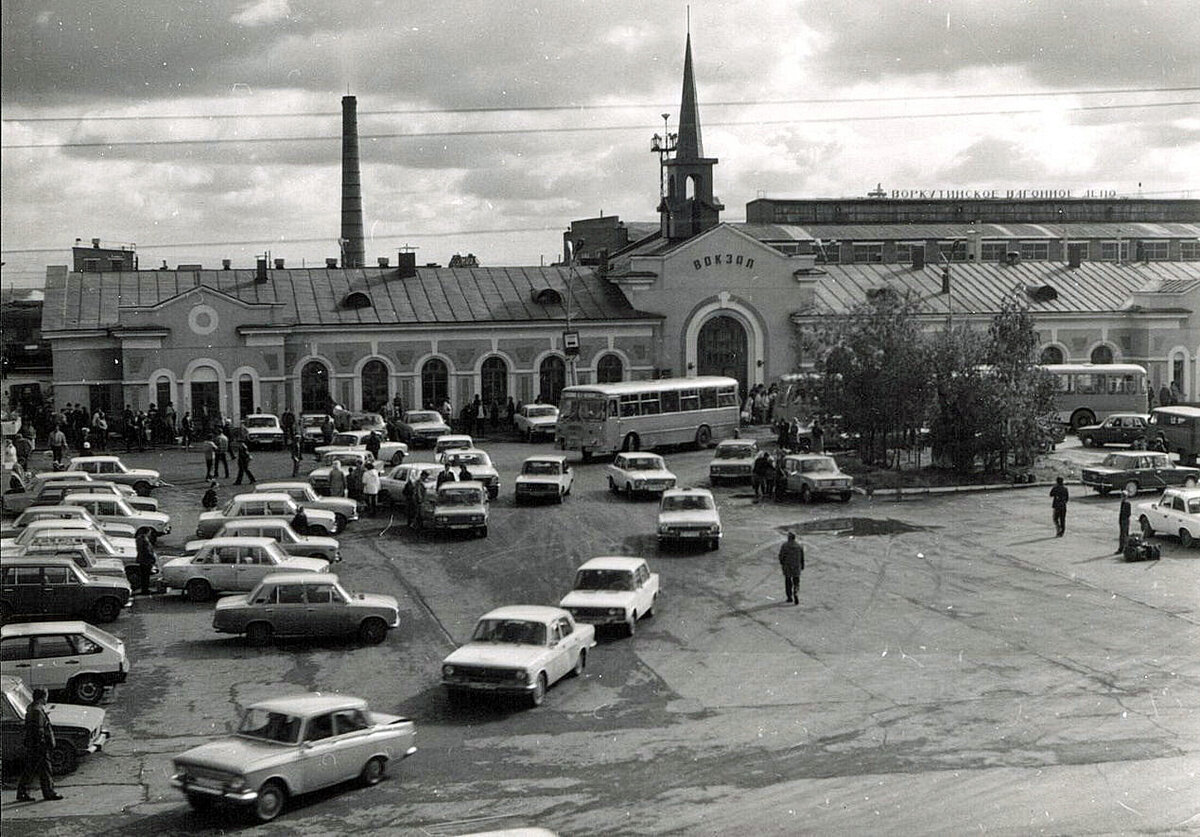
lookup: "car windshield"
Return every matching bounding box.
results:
[471,619,548,646]
[301,416,325,427]
[5,680,33,713]
[526,406,556,418]
[439,488,481,506]
[798,458,836,474]
[244,417,276,428]
[333,434,360,445]
[327,453,363,466]
[575,569,635,591]
[625,458,663,471]
[1190,499,1200,514]
[662,495,714,512]
[237,708,301,744]
[715,445,754,459]
[406,412,441,424]
[349,414,383,430]
[560,395,606,421]
[1101,454,1136,467]
[450,453,488,466]
[522,461,561,475]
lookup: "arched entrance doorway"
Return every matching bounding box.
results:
[481,357,508,405]
[697,315,748,396]
[361,359,389,412]
[301,361,331,413]
[538,356,566,404]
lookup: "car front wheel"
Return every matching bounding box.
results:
[252,780,287,823]
[1180,528,1194,548]
[360,756,387,786]
[529,672,547,707]
[48,742,79,775]
[1124,480,1139,496]
[799,485,813,504]
[69,674,105,705]
[358,617,388,645]
[186,578,213,602]
[246,622,273,648]
[1140,516,1154,538]
[571,649,586,677]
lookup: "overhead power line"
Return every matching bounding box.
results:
[4,99,1198,150]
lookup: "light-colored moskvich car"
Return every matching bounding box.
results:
[514,404,559,441]
[414,481,489,537]
[438,448,500,499]
[558,556,659,636]
[241,414,285,449]
[196,493,337,538]
[379,462,440,504]
[61,493,171,539]
[253,482,358,531]
[161,537,329,602]
[213,573,400,645]
[314,430,408,465]
[514,454,573,504]
[708,439,758,485]
[66,456,162,495]
[776,454,854,503]
[395,410,451,447]
[170,693,416,823]
[307,450,375,496]
[186,518,340,563]
[441,605,596,707]
[606,452,677,498]
[657,487,722,550]
[1137,486,1200,546]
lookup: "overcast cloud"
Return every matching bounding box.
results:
[2,0,1198,286]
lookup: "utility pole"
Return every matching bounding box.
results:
[564,239,585,386]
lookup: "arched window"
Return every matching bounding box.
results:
[301,361,330,413]
[481,357,508,405]
[361,359,389,412]
[539,356,566,404]
[596,353,624,383]
[420,358,449,409]
[238,373,254,419]
[1040,346,1064,365]
[1090,344,1114,365]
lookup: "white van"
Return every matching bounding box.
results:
[0,621,129,704]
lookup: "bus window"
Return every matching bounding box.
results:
[717,387,739,407]
[619,394,639,417]
[680,389,699,411]
[661,390,680,413]
[608,399,619,418]
[699,388,718,409]
[639,393,661,415]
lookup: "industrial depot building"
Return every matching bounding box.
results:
[22,36,1200,424]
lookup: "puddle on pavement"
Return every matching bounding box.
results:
[780,517,937,537]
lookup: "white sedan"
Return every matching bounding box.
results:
[514,404,559,441]
[514,455,573,504]
[161,537,329,601]
[559,556,659,636]
[1137,486,1200,546]
[657,487,722,550]
[605,452,677,498]
[379,462,440,504]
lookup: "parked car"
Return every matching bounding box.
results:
[6,505,136,540]
[1,473,156,517]
[2,471,94,515]
[395,410,451,447]
[66,456,162,496]
[253,482,358,532]
[775,454,854,503]
[299,413,330,450]
[1077,413,1150,448]
[708,439,758,484]
[241,414,285,449]
[379,462,440,505]
[345,411,387,435]
[438,448,500,499]
[1080,451,1200,495]
[514,404,559,441]
[212,573,400,645]
[0,556,132,624]
[558,557,659,636]
[308,450,375,496]
[61,493,171,540]
[161,537,329,602]
[313,430,408,465]
[20,544,132,584]
[2,521,138,565]
[1136,486,1200,546]
[170,693,416,823]
[414,481,489,537]
[514,455,573,504]
[441,606,596,707]
[0,621,129,704]
[50,479,160,513]
[656,487,722,550]
[196,493,338,538]
[605,452,677,498]
[433,434,474,457]
[1,674,110,775]
[187,519,340,563]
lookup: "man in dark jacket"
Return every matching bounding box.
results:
[233,441,255,485]
[16,688,63,802]
[136,529,158,595]
[778,532,805,605]
[1117,485,1134,553]
[1050,476,1070,537]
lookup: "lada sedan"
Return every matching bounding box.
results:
[514,404,559,441]
[1,674,110,775]
[241,414,285,449]
[170,693,416,823]
[1077,413,1149,448]
[66,456,162,496]
[161,537,329,602]
[514,455,573,504]
[1137,486,1200,546]
[299,413,329,449]
[3,521,137,564]
[395,410,451,447]
[213,573,400,645]
[414,482,489,537]
[187,518,340,563]
[20,543,131,584]
[253,481,358,532]
[1081,451,1200,495]
[657,488,722,550]
[2,471,95,514]
[61,493,171,540]
[708,438,758,484]
[776,454,854,503]
[438,449,500,499]
[379,462,440,505]
[55,479,160,512]
[308,450,375,496]
[606,452,677,498]
[196,493,337,538]
[441,606,596,707]
[559,557,659,637]
[433,434,474,457]
[7,505,136,540]
[0,621,128,704]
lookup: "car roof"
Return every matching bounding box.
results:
[662,487,713,498]
[69,455,119,463]
[63,493,128,502]
[1,620,93,638]
[479,605,567,623]
[621,451,662,459]
[1152,406,1200,417]
[19,519,101,531]
[437,434,472,441]
[16,506,87,516]
[440,480,485,490]
[576,556,646,571]
[448,448,490,457]
[259,572,339,585]
[0,555,79,567]
[220,519,289,530]
[233,492,293,502]
[785,453,835,460]
[247,692,368,717]
[255,482,309,490]
[524,454,567,463]
[715,438,755,446]
[1156,487,1200,498]
[199,537,279,548]
[32,472,93,482]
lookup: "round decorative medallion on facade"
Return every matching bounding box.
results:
[188,304,219,336]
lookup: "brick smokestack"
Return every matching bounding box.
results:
[340,95,366,268]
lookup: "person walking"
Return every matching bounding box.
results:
[1117,484,1134,553]
[135,529,158,596]
[365,431,381,460]
[362,462,381,515]
[49,425,67,467]
[214,430,230,478]
[752,451,773,501]
[201,436,217,480]
[778,532,805,605]
[289,434,303,477]
[16,688,63,802]
[1050,476,1069,537]
[810,418,824,453]
[180,413,192,449]
[327,460,347,498]
[233,442,255,485]
[404,476,419,528]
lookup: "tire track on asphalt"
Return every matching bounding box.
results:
[363,534,458,649]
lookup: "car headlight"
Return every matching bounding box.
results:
[607,608,623,616]
[658,524,670,534]
[227,776,248,792]
[709,524,721,533]
[514,670,528,683]
[443,664,455,677]
[634,479,645,488]
[667,479,676,487]
[436,515,448,523]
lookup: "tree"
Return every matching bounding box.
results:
[985,293,1057,469]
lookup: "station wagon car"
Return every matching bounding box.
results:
[161,537,329,602]
[170,693,416,823]
[1137,486,1200,546]
[438,449,500,499]
[558,557,659,636]
[196,493,337,538]
[307,450,375,496]
[708,439,758,484]
[187,519,340,563]
[213,573,400,645]
[62,493,171,539]
[0,556,132,624]
[514,455,573,504]
[1080,451,1200,495]
[414,481,489,537]
[776,454,854,503]
[66,456,162,495]
[395,410,451,447]
[1,674,110,775]
[241,414,285,449]
[0,621,129,704]
[6,505,136,540]
[379,462,440,504]
[606,452,677,497]
[514,404,559,441]
[253,482,358,532]
[1077,413,1150,448]
[441,605,596,707]
[657,488,722,550]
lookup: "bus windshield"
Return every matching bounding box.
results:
[560,394,607,421]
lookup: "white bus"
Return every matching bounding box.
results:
[557,377,740,460]
[1040,363,1148,430]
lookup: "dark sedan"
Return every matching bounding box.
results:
[1080,451,1200,495]
[1077,413,1149,448]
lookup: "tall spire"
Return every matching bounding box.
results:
[676,33,704,160]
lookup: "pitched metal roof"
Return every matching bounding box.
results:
[777,221,1200,241]
[42,265,658,333]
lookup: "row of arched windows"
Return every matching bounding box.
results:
[1039,344,1115,366]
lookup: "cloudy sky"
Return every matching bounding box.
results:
[2,0,1198,286]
